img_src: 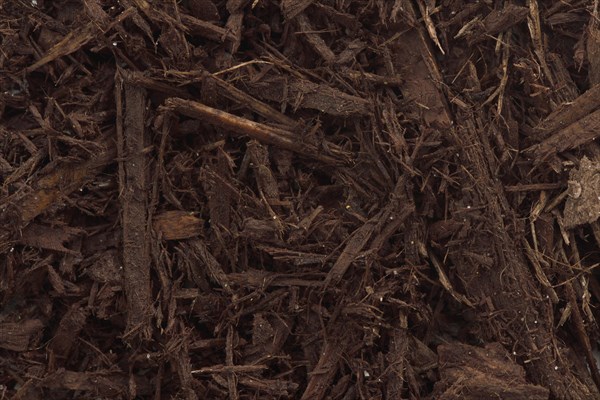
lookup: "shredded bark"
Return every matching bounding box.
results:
[2,0,600,399]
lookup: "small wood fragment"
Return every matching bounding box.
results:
[153,210,203,240]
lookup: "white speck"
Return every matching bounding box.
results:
[389,216,394,220]
[513,351,516,355]
[466,205,471,209]
[112,42,118,46]
[554,366,559,370]
[9,247,14,253]
[534,320,538,324]
[345,205,351,209]
[31,0,38,6]
[272,215,277,220]
[410,241,414,244]
[146,353,151,359]
[79,188,83,192]
[379,297,384,302]
[363,370,370,378]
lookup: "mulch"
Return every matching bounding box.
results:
[1,0,600,399]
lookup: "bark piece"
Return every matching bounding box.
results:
[0,319,44,351]
[19,223,82,254]
[533,84,600,139]
[282,0,314,20]
[295,13,336,63]
[181,14,234,43]
[153,210,204,240]
[117,77,152,339]
[432,342,549,399]
[587,15,600,86]
[48,304,89,362]
[247,76,371,117]
[390,4,452,128]
[564,157,600,228]
[41,369,152,397]
[530,108,600,161]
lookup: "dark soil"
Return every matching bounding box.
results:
[2,0,600,399]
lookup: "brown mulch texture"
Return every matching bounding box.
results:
[2,0,600,399]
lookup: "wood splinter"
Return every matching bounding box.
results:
[161,98,347,165]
